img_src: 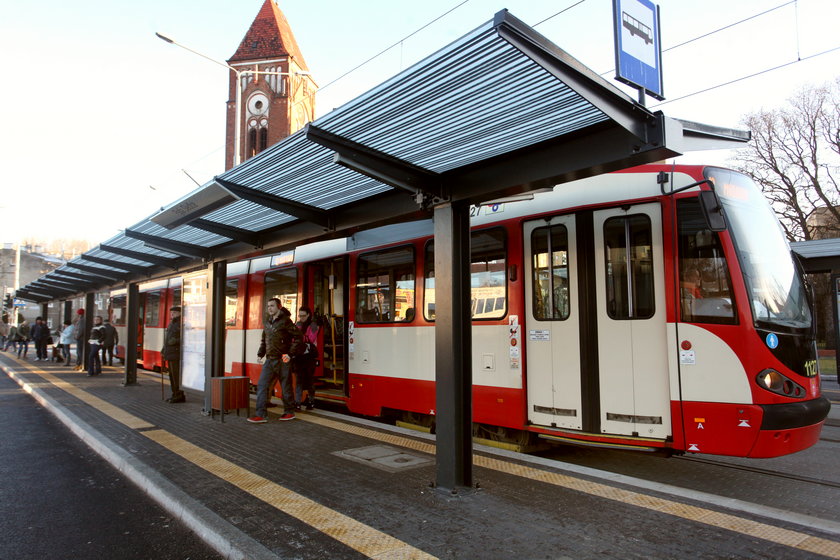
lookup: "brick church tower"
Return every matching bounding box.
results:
[225,0,317,170]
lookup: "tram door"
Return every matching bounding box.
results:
[593,203,670,439]
[524,215,583,430]
[525,204,670,439]
[307,257,347,393]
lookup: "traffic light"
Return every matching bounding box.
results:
[2,293,11,310]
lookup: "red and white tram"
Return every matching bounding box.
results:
[111,164,831,458]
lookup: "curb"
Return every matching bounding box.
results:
[2,363,280,560]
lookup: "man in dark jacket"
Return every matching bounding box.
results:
[248,298,302,423]
[161,306,184,403]
[31,317,50,361]
[100,319,119,366]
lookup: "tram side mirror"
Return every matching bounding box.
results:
[699,190,727,232]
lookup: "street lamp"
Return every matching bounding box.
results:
[155,32,310,166]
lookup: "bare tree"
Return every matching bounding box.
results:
[731,78,840,241]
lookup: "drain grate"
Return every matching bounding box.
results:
[333,445,433,473]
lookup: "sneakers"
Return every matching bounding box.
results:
[278,412,296,421]
[247,416,268,424]
[305,401,314,411]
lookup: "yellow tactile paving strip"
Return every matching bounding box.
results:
[141,429,435,560]
[302,406,840,559]
[5,361,435,560]
[6,358,840,559]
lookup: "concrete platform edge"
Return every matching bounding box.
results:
[2,365,279,560]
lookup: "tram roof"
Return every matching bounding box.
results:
[19,10,749,302]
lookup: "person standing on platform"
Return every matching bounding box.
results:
[59,320,74,364]
[248,298,301,423]
[87,316,105,376]
[33,317,52,361]
[100,318,118,366]
[293,306,319,411]
[0,314,9,351]
[16,317,30,359]
[73,309,85,371]
[162,306,185,403]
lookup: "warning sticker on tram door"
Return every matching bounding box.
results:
[529,330,550,341]
[679,350,695,365]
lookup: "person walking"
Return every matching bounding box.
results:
[87,316,105,376]
[248,298,302,423]
[5,321,18,352]
[162,306,184,403]
[59,320,74,364]
[73,309,86,371]
[293,306,319,411]
[100,319,118,366]
[0,314,9,351]
[16,317,30,358]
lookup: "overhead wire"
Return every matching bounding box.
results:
[651,44,840,108]
[317,0,473,93]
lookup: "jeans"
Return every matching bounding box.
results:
[88,343,101,375]
[255,358,293,417]
[61,343,73,363]
[17,340,28,358]
[75,340,84,367]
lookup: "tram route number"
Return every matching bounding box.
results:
[470,203,505,217]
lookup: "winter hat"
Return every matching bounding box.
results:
[76,309,85,315]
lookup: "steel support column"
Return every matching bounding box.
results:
[83,292,94,370]
[203,261,226,414]
[123,283,139,386]
[209,261,226,418]
[433,200,473,493]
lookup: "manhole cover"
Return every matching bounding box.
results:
[333,445,433,473]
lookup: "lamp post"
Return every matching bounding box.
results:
[155,32,310,167]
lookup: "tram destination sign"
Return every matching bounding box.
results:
[612,0,664,101]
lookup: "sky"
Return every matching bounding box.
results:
[1,0,839,245]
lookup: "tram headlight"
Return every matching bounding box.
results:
[755,369,806,398]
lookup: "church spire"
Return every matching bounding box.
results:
[228,0,309,70]
[224,1,316,170]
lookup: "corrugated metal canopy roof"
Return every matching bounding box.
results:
[791,238,840,273]
[17,10,749,300]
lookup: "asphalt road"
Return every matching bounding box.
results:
[0,371,221,560]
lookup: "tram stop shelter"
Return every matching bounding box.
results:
[17,10,749,492]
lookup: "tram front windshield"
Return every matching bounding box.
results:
[706,167,811,331]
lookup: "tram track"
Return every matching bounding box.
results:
[675,455,840,490]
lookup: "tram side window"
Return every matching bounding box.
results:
[356,246,415,323]
[677,198,737,324]
[225,279,239,327]
[424,228,507,321]
[111,296,127,326]
[604,215,654,320]
[531,225,570,320]
[264,268,298,317]
[145,292,161,326]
